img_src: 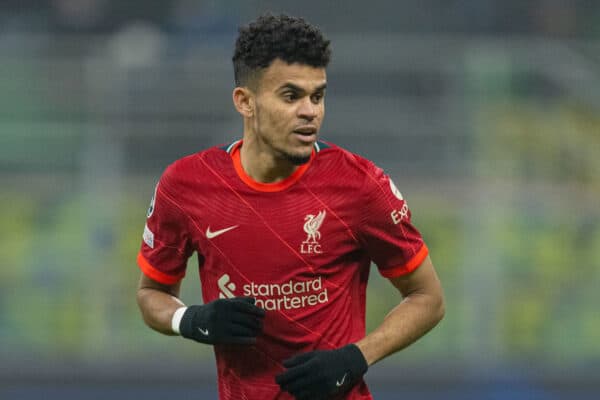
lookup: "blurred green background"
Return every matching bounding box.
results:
[1,1,599,399]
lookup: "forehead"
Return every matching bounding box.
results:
[258,59,327,92]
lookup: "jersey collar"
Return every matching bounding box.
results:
[229,140,314,192]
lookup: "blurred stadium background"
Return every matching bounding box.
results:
[1,1,599,399]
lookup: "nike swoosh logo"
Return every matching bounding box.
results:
[197,327,209,336]
[336,373,347,387]
[206,225,239,239]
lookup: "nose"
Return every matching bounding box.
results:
[297,97,318,120]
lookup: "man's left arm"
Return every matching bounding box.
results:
[356,254,445,365]
[275,255,444,399]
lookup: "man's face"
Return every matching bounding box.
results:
[251,59,326,165]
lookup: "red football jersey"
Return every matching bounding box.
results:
[138,139,428,400]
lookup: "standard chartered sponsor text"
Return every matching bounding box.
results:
[243,276,328,311]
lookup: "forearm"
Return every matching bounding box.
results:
[356,291,444,366]
[137,286,185,335]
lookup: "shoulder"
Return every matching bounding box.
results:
[314,139,384,180]
[160,145,231,190]
[311,140,395,203]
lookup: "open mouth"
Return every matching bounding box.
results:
[293,126,317,135]
[292,133,317,144]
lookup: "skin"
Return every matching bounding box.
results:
[136,58,445,368]
[137,276,183,336]
[232,59,327,183]
[355,255,445,366]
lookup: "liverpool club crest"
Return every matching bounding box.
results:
[301,210,326,254]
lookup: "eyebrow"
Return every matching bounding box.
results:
[278,82,327,93]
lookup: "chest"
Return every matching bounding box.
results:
[185,184,362,282]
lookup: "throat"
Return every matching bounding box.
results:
[242,154,298,184]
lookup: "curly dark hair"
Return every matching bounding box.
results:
[232,13,331,87]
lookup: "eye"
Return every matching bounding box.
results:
[282,92,299,102]
[311,92,324,104]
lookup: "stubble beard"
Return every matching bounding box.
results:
[277,137,313,165]
[257,134,312,166]
[254,109,313,166]
[283,151,311,166]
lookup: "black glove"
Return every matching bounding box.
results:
[275,344,368,400]
[179,297,265,345]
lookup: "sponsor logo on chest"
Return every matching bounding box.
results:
[217,273,328,311]
[218,274,236,299]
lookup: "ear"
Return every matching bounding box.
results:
[232,87,254,118]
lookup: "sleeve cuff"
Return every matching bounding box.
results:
[379,243,429,279]
[137,252,185,285]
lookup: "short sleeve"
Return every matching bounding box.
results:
[137,170,194,285]
[357,161,428,278]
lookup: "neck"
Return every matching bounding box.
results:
[239,136,298,184]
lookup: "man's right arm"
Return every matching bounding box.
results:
[136,272,266,344]
[136,272,185,336]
